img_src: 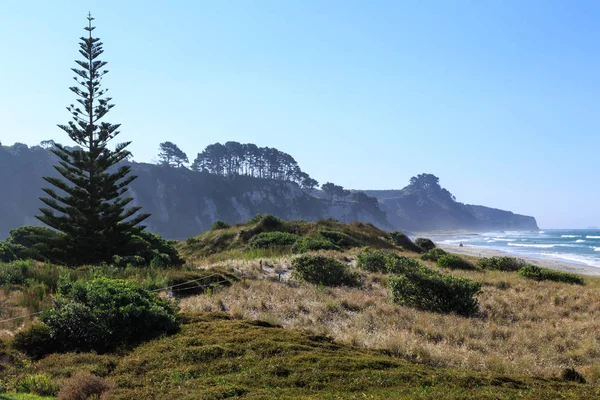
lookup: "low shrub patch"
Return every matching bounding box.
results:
[415,238,436,252]
[518,265,584,285]
[385,255,423,274]
[421,248,447,261]
[477,256,526,272]
[292,238,339,253]
[249,232,299,249]
[57,371,112,400]
[437,254,477,270]
[210,221,230,231]
[356,250,389,273]
[292,255,359,287]
[388,232,422,253]
[17,374,58,397]
[389,266,481,316]
[14,278,180,357]
[318,231,355,247]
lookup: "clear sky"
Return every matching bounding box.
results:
[1,0,599,229]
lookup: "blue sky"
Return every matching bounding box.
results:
[1,0,599,229]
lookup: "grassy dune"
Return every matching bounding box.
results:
[1,219,599,398]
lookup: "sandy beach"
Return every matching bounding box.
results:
[439,243,600,276]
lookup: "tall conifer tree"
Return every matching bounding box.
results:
[37,14,149,266]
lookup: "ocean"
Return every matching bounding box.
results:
[429,229,600,268]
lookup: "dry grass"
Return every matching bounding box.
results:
[181,254,600,381]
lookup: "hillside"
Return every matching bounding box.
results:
[0,144,537,239]
[364,174,539,231]
[0,220,597,399]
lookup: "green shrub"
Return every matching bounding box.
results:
[249,232,299,249]
[389,267,481,316]
[318,231,355,247]
[388,231,422,253]
[6,226,64,262]
[292,238,340,253]
[518,265,584,285]
[292,255,359,287]
[211,220,231,230]
[17,373,59,396]
[477,256,526,272]
[18,278,180,356]
[12,322,56,360]
[257,214,284,230]
[0,241,17,262]
[385,255,423,274]
[437,254,477,270]
[356,250,389,273]
[415,238,436,252]
[421,248,447,261]
[0,260,30,285]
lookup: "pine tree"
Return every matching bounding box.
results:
[37,14,149,266]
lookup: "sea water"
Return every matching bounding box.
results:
[431,229,600,268]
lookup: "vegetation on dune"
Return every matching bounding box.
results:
[477,256,527,272]
[519,264,585,285]
[291,255,360,287]
[13,278,179,357]
[388,231,423,252]
[178,215,398,261]
[437,254,478,271]
[389,266,482,316]
[421,247,447,261]
[2,313,597,399]
[415,237,436,251]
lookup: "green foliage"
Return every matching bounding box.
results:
[16,374,58,397]
[257,214,284,230]
[291,238,340,253]
[292,255,359,287]
[385,255,423,274]
[388,231,423,253]
[421,248,447,261]
[249,232,299,249]
[389,266,481,316]
[5,227,64,262]
[477,256,527,272]
[415,238,436,251]
[437,254,477,271]
[12,324,55,360]
[0,242,17,262]
[356,250,390,273]
[15,278,180,356]
[518,265,584,285]
[36,16,150,266]
[317,230,355,247]
[210,220,230,230]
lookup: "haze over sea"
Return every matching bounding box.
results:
[431,230,600,268]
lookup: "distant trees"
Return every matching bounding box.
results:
[191,141,318,190]
[408,173,456,201]
[36,14,150,266]
[158,141,188,167]
[321,182,350,201]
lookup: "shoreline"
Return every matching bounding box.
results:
[439,243,600,276]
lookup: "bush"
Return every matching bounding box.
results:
[58,371,112,400]
[211,220,231,230]
[17,373,59,396]
[0,260,30,285]
[421,248,447,261]
[389,266,482,316]
[318,231,355,247]
[0,241,17,262]
[16,278,180,356]
[437,254,477,271]
[477,256,526,272]
[356,250,390,273]
[12,323,56,360]
[561,367,586,383]
[518,265,584,285]
[292,238,340,253]
[385,255,423,274]
[292,255,359,287]
[6,226,64,262]
[249,232,299,249]
[257,214,284,230]
[414,238,436,252]
[388,231,422,253]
